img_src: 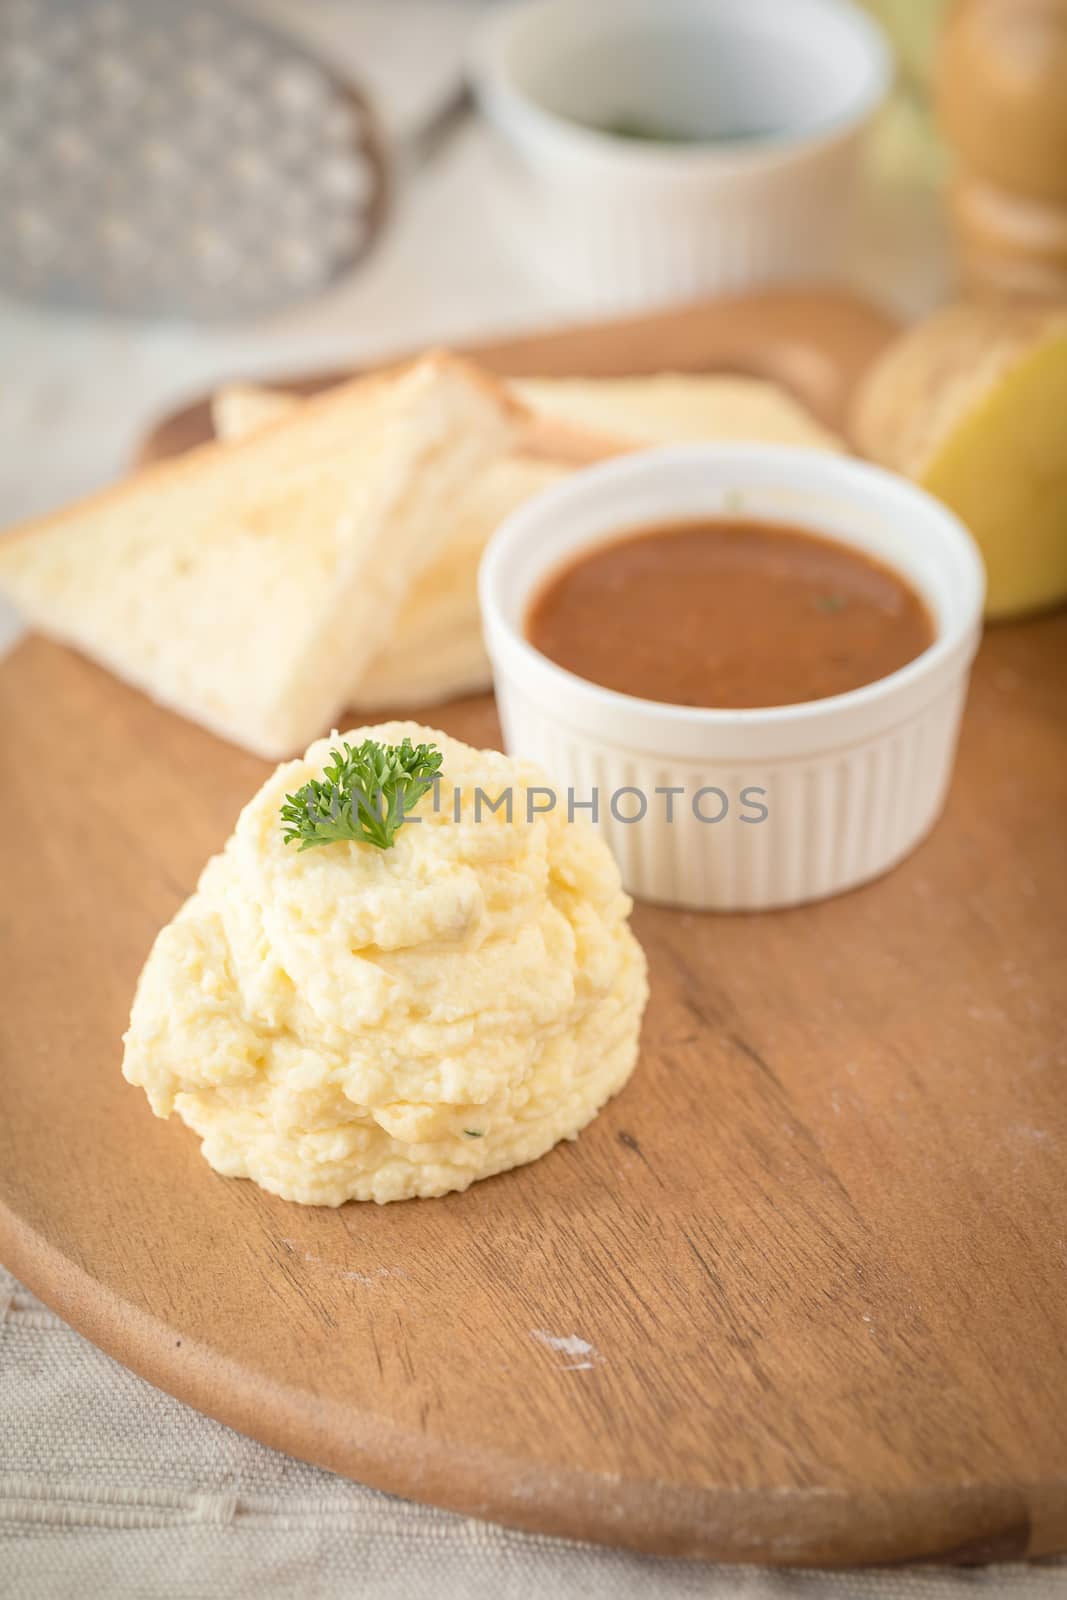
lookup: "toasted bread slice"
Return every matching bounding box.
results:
[211,383,305,440]
[212,384,576,711]
[214,370,843,456]
[352,453,565,708]
[0,352,519,756]
[511,373,844,452]
[213,381,629,469]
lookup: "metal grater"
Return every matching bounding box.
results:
[0,0,389,320]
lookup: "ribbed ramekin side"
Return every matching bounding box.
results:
[494,676,973,911]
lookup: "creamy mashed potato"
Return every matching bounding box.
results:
[122,723,647,1204]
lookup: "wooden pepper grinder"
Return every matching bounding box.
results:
[937,0,1067,297]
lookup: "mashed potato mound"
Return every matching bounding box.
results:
[122,723,648,1204]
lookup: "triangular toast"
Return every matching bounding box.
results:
[0,352,519,755]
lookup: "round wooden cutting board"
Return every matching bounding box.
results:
[1,296,1065,1566]
[0,618,1064,1566]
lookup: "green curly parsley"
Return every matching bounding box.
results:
[280,737,442,852]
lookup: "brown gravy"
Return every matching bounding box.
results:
[526,519,935,709]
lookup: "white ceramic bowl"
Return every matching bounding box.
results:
[469,0,891,309]
[479,446,985,911]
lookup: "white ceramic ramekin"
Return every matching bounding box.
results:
[479,446,985,911]
[469,0,890,309]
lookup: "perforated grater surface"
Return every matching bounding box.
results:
[0,0,388,320]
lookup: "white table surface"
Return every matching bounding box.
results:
[7,6,1062,1597]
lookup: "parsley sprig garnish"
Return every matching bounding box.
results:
[281,737,442,852]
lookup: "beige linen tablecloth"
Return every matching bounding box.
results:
[3,1266,1064,1600]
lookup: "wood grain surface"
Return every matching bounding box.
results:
[1,293,1065,1567]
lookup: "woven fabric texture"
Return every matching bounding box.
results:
[3,1268,1066,1599]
